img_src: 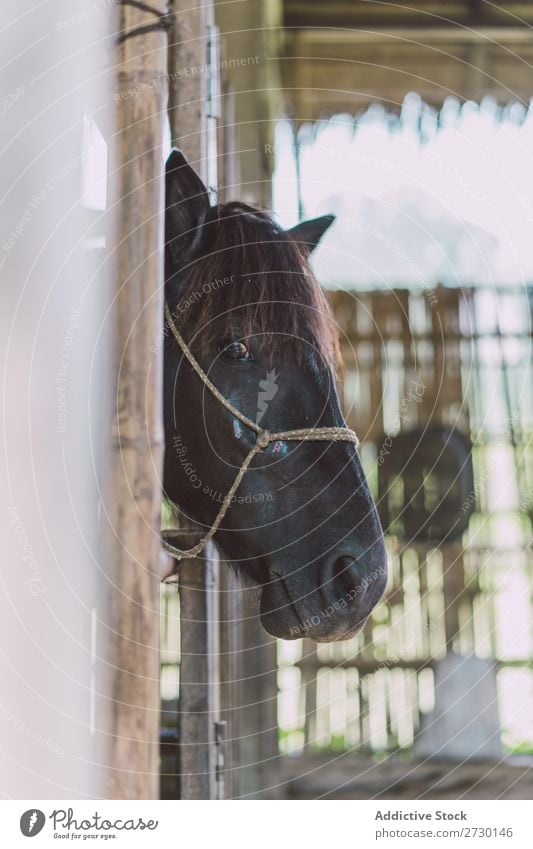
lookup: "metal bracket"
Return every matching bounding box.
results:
[214,720,227,800]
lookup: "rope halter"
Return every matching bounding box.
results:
[162,303,359,560]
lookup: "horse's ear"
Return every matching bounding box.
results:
[165,149,210,264]
[287,214,335,253]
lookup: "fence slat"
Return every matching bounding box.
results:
[178,545,220,799]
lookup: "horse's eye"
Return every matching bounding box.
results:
[219,340,252,361]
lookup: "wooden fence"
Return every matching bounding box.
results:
[279,284,532,757]
[159,535,279,799]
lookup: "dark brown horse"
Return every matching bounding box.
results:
[163,150,387,641]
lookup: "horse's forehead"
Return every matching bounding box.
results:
[227,208,283,237]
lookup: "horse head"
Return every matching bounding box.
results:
[163,150,387,641]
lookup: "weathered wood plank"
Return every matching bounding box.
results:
[106,0,168,799]
[178,545,220,800]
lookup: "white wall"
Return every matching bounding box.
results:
[0,0,114,797]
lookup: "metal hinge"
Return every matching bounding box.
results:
[214,720,227,800]
[206,25,221,120]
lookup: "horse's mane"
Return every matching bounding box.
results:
[168,201,340,369]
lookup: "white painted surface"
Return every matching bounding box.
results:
[0,0,114,798]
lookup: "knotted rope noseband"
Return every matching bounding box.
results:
[163,304,360,560]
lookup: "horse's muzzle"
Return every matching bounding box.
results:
[258,552,387,642]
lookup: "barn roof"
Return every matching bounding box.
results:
[214,0,533,202]
[281,0,533,123]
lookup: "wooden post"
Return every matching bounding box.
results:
[214,0,283,205]
[106,1,169,799]
[303,640,318,746]
[218,566,241,799]
[167,0,281,800]
[235,617,280,799]
[167,0,224,801]
[169,0,214,172]
[178,545,221,799]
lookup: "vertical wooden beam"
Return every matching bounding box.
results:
[302,640,318,746]
[167,0,222,803]
[218,567,240,799]
[217,83,239,201]
[236,617,280,799]
[178,545,220,799]
[168,0,282,800]
[107,1,169,799]
[214,0,283,205]
[169,0,214,176]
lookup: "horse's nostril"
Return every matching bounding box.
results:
[334,556,361,594]
[321,555,361,607]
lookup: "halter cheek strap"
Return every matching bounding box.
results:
[162,303,359,560]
